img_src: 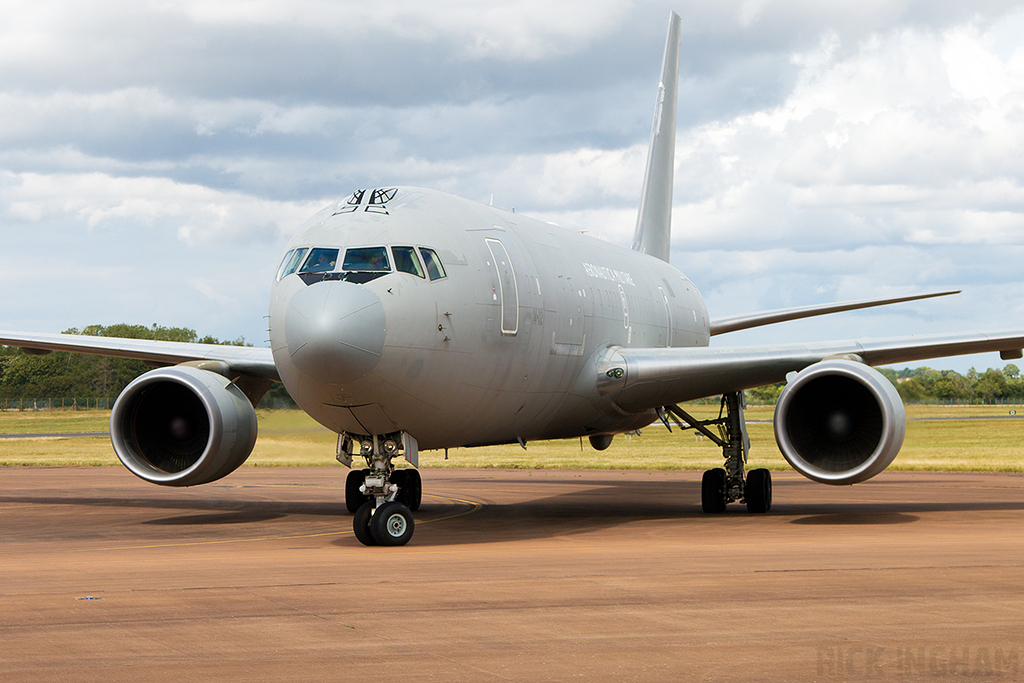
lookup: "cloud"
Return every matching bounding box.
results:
[669,22,1024,256]
[1,170,322,245]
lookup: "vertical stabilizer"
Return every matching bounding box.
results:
[630,12,681,263]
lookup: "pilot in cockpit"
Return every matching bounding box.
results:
[310,250,337,271]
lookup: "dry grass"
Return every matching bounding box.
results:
[1,404,1021,472]
[0,410,110,434]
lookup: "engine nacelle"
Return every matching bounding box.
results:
[774,359,905,485]
[110,366,258,487]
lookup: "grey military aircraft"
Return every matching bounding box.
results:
[3,13,1023,546]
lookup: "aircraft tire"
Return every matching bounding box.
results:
[405,469,422,511]
[371,501,415,546]
[346,468,371,513]
[392,469,422,512]
[701,468,728,513]
[745,468,772,513]
[353,501,377,546]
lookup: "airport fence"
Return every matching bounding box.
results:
[0,398,112,411]
[686,396,1024,407]
[3,396,1023,412]
[0,396,297,412]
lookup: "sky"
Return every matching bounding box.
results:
[2,0,1024,373]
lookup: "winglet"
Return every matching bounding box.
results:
[630,12,682,263]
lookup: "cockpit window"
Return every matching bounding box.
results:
[342,246,391,272]
[299,247,339,273]
[276,249,295,280]
[279,247,308,280]
[419,247,447,281]
[392,246,425,278]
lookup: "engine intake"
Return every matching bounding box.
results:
[110,366,258,486]
[774,359,905,485]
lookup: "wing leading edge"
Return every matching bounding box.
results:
[0,330,279,381]
[609,330,1024,412]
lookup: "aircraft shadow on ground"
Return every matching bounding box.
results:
[340,476,1024,546]
[406,493,1024,546]
[4,477,1024,544]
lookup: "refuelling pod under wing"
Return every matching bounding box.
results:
[774,359,906,485]
[110,366,259,486]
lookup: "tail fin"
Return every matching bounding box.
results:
[630,12,681,263]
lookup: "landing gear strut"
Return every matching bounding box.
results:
[660,391,771,514]
[338,431,421,546]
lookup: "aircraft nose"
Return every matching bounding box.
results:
[284,281,386,384]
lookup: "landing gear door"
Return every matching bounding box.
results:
[485,238,519,336]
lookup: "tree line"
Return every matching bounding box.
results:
[747,364,1024,404]
[0,324,294,406]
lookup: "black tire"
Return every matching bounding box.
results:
[745,468,772,513]
[701,468,728,513]
[370,501,415,546]
[353,501,377,546]
[391,469,423,512]
[405,469,422,512]
[391,469,408,503]
[346,468,371,513]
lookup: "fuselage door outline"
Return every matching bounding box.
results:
[659,285,672,347]
[485,238,520,336]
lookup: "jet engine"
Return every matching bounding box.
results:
[773,359,905,485]
[110,366,258,487]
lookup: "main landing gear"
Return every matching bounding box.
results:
[338,431,422,546]
[659,391,772,514]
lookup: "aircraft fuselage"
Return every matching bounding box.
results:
[269,187,709,450]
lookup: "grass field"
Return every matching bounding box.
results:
[1,404,1022,472]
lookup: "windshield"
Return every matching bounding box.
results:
[299,248,340,273]
[392,246,425,278]
[278,248,308,280]
[343,247,391,272]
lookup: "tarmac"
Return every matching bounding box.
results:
[2,466,1024,682]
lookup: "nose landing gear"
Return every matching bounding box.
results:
[338,431,421,546]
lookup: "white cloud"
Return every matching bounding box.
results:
[170,0,633,60]
[668,22,1024,256]
[1,170,323,245]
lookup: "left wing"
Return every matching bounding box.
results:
[609,330,1024,411]
[709,290,960,336]
[0,330,278,381]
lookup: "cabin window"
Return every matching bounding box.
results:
[299,247,339,273]
[419,247,447,281]
[279,247,308,280]
[392,246,425,278]
[276,249,295,280]
[343,246,391,272]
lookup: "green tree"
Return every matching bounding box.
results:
[933,376,965,400]
[895,378,926,402]
[974,368,1009,401]
[747,383,784,404]
[1,324,249,401]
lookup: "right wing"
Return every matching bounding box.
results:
[0,330,278,381]
[608,330,1024,412]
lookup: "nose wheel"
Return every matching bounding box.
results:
[353,501,415,546]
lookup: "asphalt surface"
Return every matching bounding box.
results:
[3,467,1024,682]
